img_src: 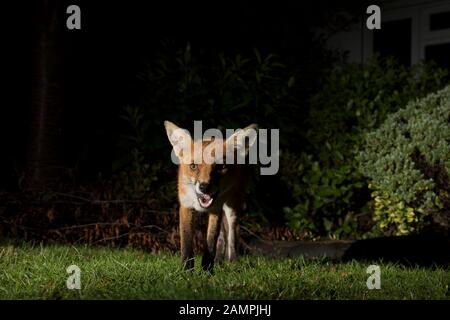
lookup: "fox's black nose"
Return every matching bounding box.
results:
[199,182,210,193]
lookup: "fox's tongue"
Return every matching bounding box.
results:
[199,194,213,207]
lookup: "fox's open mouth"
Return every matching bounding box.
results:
[197,192,216,208]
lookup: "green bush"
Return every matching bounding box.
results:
[128,42,304,152]
[283,57,448,238]
[358,85,450,235]
[282,151,361,239]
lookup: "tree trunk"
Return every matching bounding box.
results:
[28,0,64,189]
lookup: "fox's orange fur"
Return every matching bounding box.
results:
[164,121,257,271]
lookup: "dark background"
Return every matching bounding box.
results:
[1,0,367,190]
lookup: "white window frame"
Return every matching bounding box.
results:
[418,2,450,61]
[365,0,450,65]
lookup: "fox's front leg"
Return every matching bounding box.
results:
[179,206,194,270]
[223,203,238,261]
[202,212,222,272]
[215,222,226,262]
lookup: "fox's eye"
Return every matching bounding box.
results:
[190,163,198,170]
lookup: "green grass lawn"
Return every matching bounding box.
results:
[0,243,448,299]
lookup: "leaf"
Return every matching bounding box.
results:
[288,76,295,88]
[256,71,261,83]
[254,48,262,65]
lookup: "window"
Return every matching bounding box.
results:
[429,11,450,31]
[373,18,412,66]
[425,42,450,70]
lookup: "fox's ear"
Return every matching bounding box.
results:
[225,124,258,158]
[164,121,191,158]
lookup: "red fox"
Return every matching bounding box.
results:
[164,121,257,271]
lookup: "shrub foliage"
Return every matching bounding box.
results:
[283,57,448,238]
[358,85,450,235]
